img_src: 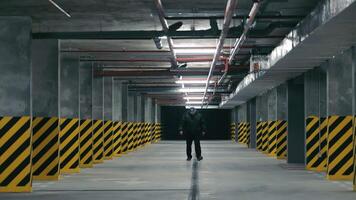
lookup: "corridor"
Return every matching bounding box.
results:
[1,141,355,200]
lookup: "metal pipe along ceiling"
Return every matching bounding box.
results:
[154,0,178,68]
[201,0,238,108]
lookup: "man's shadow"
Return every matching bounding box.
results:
[188,159,200,200]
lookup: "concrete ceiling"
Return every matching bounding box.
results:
[0,0,322,106]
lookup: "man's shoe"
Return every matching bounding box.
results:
[197,156,203,161]
[186,157,192,161]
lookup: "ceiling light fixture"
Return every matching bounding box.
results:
[179,88,206,93]
[176,80,214,84]
[174,49,216,55]
[183,96,207,100]
[49,0,71,18]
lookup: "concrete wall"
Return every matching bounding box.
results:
[32,39,59,117]
[60,55,79,119]
[0,17,32,117]
[79,61,92,120]
[127,94,135,121]
[121,83,128,121]
[277,84,287,120]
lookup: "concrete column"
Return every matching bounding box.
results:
[151,99,156,123]
[287,75,305,164]
[267,89,277,121]
[145,97,152,122]
[155,104,161,123]
[93,76,103,120]
[0,17,32,117]
[79,61,92,120]
[60,55,79,119]
[127,94,135,121]
[0,17,32,192]
[103,77,113,121]
[136,95,142,122]
[112,80,122,121]
[248,98,256,148]
[121,83,128,121]
[32,40,59,118]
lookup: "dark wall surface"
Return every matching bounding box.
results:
[161,106,231,140]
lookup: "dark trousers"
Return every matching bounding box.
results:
[186,135,201,158]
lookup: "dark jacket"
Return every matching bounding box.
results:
[179,111,206,136]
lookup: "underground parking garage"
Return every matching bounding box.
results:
[1,0,356,199]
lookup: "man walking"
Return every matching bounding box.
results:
[179,107,206,161]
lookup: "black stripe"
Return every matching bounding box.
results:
[328,134,353,163]
[32,117,50,136]
[61,146,79,169]
[328,120,352,148]
[0,117,21,138]
[93,142,103,154]
[17,173,31,187]
[104,121,112,133]
[60,133,79,158]
[32,133,58,164]
[48,158,60,176]
[33,120,58,149]
[0,119,30,155]
[80,121,92,137]
[306,130,319,152]
[0,137,30,174]
[60,119,71,131]
[80,131,92,148]
[33,148,59,176]
[80,144,92,160]
[83,153,93,164]
[70,158,79,169]
[328,116,345,133]
[104,131,113,142]
[277,145,287,156]
[329,149,353,175]
[0,154,30,186]
[60,121,79,144]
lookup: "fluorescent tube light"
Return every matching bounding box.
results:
[179,88,205,93]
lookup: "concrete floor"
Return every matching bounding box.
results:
[2,141,356,199]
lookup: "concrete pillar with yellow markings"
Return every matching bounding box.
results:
[0,17,32,192]
[32,39,61,181]
[59,54,80,174]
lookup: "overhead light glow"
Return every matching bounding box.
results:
[174,49,216,55]
[185,101,202,105]
[185,105,219,109]
[176,80,214,84]
[183,96,207,100]
[179,88,205,93]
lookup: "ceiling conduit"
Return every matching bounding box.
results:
[201,0,238,108]
[154,0,178,68]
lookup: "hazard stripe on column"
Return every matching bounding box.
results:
[112,121,122,157]
[268,121,277,156]
[92,120,104,164]
[32,117,60,180]
[79,119,93,168]
[0,116,32,192]
[327,115,354,180]
[122,122,132,153]
[318,117,328,172]
[256,122,263,151]
[231,123,236,142]
[306,116,321,170]
[127,122,134,151]
[103,120,113,160]
[59,118,80,173]
[276,120,287,159]
[245,123,250,147]
[262,121,269,153]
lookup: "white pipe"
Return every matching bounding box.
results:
[228,2,260,65]
[154,0,178,67]
[201,0,238,107]
[48,0,71,18]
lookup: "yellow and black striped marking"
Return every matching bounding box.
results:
[327,115,354,180]
[32,117,60,181]
[318,117,328,172]
[0,116,32,192]
[237,123,243,143]
[79,119,93,168]
[112,121,122,157]
[60,118,80,173]
[103,120,113,160]
[133,123,139,149]
[306,116,323,170]
[268,121,277,156]
[122,122,131,153]
[230,123,236,142]
[155,123,161,142]
[256,122,263,151]
[127,122,134,151]
[262,122,269,153]
[245,123,250,146]
[92,120,104,163]
[276,120,287,159]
